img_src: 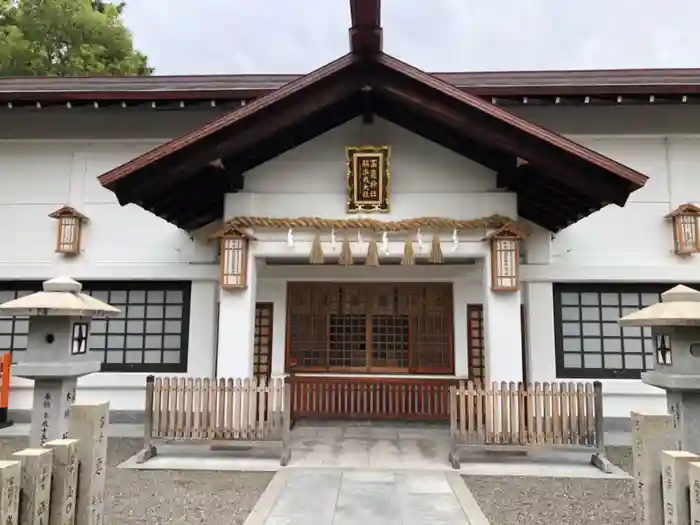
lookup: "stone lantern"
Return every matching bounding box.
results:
[0,276,119,447]
[618,284,700,453]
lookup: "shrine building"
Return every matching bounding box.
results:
[3,0,700,427]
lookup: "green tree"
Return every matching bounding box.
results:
[0,0,152,76]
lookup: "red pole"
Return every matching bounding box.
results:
[0,352,11,426]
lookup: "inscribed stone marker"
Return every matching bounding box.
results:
[69,402,109,525]
[11,449,53,525]
[0,460,21,525]
[631,412,675,525]
[30,379,78,448]
[688,462,700,525]
[43,439,80,525]
[662,450,699,525]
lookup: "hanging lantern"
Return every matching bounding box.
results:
[211,226,253,289]
[665,203,700,256]
[483,225,526,292]
[48,206,88,255]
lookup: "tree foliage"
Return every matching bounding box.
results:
[0,0,152,76]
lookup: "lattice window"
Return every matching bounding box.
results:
[329,314,367,368]
[554,283,660,379]
[467,305,485,385]
[254,303,273,379]
[0,281,190,373]
[371,315,409,368]
[286,282,453,374]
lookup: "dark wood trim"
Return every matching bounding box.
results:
[379,81,636,206]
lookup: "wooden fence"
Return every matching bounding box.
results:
[0,352,10,428]
[138,375,291,465]
[449,381,611,472]
[288,375,457,422]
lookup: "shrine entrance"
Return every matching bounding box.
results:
[285,282,457,422]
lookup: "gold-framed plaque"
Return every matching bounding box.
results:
[345,145,391,214]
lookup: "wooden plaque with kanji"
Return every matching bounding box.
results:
[345,145,391,213]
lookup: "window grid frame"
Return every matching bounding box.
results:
[554,283,672,380]
[0,280,191,373]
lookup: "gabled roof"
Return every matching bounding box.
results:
[97,0,648,232]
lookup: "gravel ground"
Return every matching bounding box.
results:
[463,445,635,525]
[0,437,274,525]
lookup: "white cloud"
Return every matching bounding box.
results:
[121,0,700,74]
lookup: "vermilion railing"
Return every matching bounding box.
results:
[288,375,457,422]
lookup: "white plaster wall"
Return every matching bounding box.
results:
[0,139,219,412]
[3,104,696,418]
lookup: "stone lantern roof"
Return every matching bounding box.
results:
[0,276,120,318]
[618,285,700,327]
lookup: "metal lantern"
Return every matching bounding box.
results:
[219,230,250,289]
[483,225,525,292]
[666,203,700,256]
[48,206,88,255]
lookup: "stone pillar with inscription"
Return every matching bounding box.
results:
[43,438,80,525]
[11,448,53,525]
[619,285,700,454]
[0,460,21,525]
[631,412,675,525]
[0,277,119,447]
[688,462,700,524]
[69,401,109,525]
[662,450,699,525]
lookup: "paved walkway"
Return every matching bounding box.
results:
[244,469,488,525]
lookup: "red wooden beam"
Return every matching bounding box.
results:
[349,0,382,56]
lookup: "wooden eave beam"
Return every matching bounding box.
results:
[374,95,515,172]
[379,80,631,206]
[498,166,599,218]
[111,70,363,202]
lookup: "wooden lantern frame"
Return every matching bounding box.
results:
[483,225,526,292]
[213,226,254,290]
[48,206,88,255]
[665,203,700,256]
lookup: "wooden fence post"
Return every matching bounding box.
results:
[11,448,53,525]
[69,401,109,525]
[43,439,79,525]
[136,376,157,463]
[281,382,291,466]
[0,460,21,525]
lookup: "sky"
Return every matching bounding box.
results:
[121,0,700,75]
